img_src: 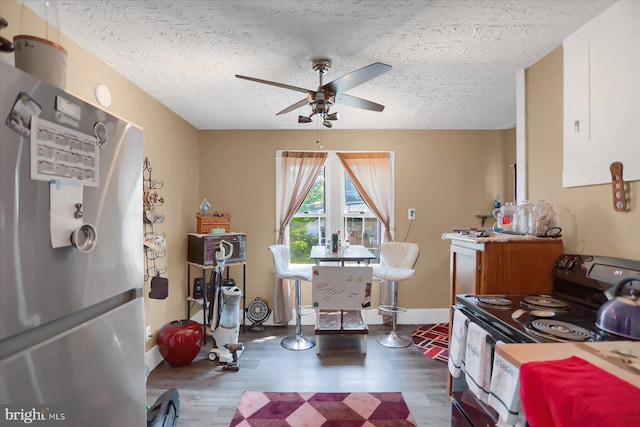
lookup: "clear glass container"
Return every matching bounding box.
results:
[516,200,533,234]
[531,200,558,236]
[500,202,516,232]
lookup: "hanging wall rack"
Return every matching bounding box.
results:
[143,157,167,281]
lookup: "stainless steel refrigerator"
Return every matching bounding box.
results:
[0,61,146,425]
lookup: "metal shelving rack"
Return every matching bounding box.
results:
[186,261,247,344]
[143,157,167,281]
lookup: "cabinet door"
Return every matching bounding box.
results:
[563,0,640,187]
[450,244,480,304]
[480,241,562,295]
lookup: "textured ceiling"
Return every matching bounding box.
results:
[24,0,614,130]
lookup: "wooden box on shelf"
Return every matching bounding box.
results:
[196,212,231,234]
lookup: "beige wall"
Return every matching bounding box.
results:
[198,130,514,312]
[526,47,640,258]
[6,0,637,355]
[0,1,201,352]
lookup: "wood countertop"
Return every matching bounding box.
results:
[442,232,561,244]
[496,341,640,388]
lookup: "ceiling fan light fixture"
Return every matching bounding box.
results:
[236,59,391,129]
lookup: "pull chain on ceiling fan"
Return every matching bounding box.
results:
[235,59,391,128]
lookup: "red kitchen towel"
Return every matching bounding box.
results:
[520,356,640,427]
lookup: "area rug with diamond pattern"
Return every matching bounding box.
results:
[229,391,416,426]
[411,323,449,363]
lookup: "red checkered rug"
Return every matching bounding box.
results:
[230,391,416,426]
[411,323,449,363]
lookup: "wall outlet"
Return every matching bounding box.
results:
[145,325,152,341]
[408,208,416,220]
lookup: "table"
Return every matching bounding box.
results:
[310,245,375,353]
[310,245,377,265]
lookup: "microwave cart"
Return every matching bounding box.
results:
[186,233,247,343]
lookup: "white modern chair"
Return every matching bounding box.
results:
[373,242,420,347]
[268,244,315,350]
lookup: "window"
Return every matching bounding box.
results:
[277,151,393,265]
[343,174,381,257]
[289,168,326,263]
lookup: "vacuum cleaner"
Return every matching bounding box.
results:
[207,240,244,365]
[147,388,180,427]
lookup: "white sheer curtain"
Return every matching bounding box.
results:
[273,151,327,325]
[337,152,393,243]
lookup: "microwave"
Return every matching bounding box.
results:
[187,233,246,266]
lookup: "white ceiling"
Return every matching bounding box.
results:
[25,0,614,130]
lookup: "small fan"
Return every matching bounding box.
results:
[246,297,271,332]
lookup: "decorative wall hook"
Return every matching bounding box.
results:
[609,162,627,212]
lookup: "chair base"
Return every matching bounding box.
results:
[281,334,315,351]
[377,331,412,348]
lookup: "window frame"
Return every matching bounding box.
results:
[275,150,395,265]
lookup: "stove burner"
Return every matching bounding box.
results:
[526,319,592,342]
[521,295,569,310]
[476,296,513,309]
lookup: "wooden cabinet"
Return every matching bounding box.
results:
[445,234,563,397]
[196,212,231,234]
[447,234,564,305]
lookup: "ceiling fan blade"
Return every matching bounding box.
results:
[276,97,310,115]
[322,62,392,95]
[335,93,385,112]
[235,74,312,94]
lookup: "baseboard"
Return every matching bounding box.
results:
[190,307,449,328]
[290,308,449,326]
[145,345,164,372]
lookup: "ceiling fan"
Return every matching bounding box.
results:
[235,59,391,128]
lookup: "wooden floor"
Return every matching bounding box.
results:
[146,324,451,426]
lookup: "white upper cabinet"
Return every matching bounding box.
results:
[563,1,639,187]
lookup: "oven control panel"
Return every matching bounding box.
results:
[554,255,580,271]
[553,254,640,291]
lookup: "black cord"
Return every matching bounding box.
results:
[403,218,414,242]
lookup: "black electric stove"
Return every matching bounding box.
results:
[456,293,620,343]
[456,254,640,344]
[451,254,640,427]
